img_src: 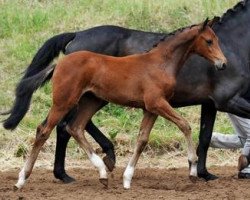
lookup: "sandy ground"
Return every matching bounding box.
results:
[0,166,248,200]
[0,133,243,200]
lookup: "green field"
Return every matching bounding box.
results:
[0,0,239,160]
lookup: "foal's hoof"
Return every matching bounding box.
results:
[103,156,115,172]
[99,178,108,188]
[189,175,199,183]
[238,172,250,179]
[13,185,18,191]
[238,155,249,171]
[13,184,21,191]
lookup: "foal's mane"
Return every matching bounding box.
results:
[150,24,197,51]
[149,0,249,51]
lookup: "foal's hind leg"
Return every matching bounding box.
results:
[145,97,198,178]
[86,120,116,172]
[123,111,157,189]
[66,95,108,187]
[15,107,69,190]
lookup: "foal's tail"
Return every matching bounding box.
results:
[2,32,75,130]
[2,65,55,130]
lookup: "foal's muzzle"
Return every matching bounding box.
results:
[214,60,227,71]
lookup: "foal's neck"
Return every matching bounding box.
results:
[152,27,199,76]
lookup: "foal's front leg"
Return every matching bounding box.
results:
[66,95,108,187]
[145,97,198,178]
[123,111,157,189]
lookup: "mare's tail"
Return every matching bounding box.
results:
[2,32,76,130]
[23,32,75,78]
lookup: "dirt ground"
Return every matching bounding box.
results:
[0,166,249,200]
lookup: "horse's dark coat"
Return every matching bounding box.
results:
[3,0,250,182]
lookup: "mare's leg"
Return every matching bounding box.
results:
[54,107,78,183]
[15,106,69,190]
[54,120,74,183]
[219,95,250,118]
[196,102,218,181]
[145,97,198,178]
[123,111,157,189]
[197,96,250,181]
[227,96,250,115]
[66,95,108,186]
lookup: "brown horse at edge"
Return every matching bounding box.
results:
[15,19,227,190]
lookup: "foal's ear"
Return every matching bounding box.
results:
[199,18,209,32]
[207,16,220,27]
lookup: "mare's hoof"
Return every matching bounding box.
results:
[99,178,108,188]
[103,156,115,172]
[55,173,76,184]
[198,171,218,181]
[61,175,76,184]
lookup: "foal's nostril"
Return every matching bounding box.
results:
[222,63,227,70]
[217,62,227,70]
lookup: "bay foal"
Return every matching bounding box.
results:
[15,20,227,189]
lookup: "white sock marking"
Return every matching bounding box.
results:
[15,168,26,189]
[123,165,134,189]
[190,162,198,177]
[90,153,107,179]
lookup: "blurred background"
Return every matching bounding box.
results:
[0,0,239,170]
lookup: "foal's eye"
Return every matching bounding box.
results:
[206,39,213,46]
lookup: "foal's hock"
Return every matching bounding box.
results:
[15,19,226,190]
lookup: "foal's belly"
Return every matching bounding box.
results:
[88,84,145,108]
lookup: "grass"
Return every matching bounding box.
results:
[0,0,239,160]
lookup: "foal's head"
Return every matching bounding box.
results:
[192,19,227,70]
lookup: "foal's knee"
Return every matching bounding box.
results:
[35,124,50,142]
[66,125,82,138]
[178,120,191,136]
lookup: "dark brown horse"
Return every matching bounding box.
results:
[14,20,226,190]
